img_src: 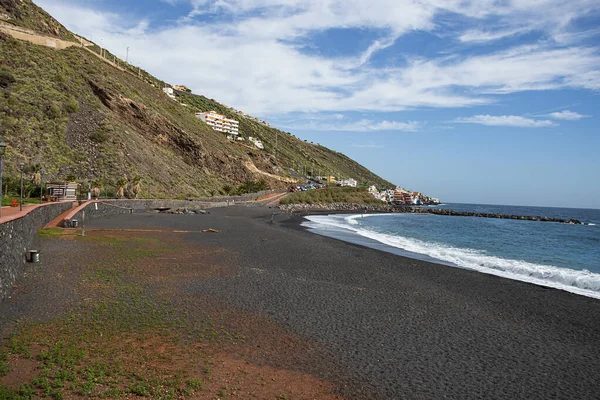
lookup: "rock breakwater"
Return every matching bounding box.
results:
[279,203,587,224]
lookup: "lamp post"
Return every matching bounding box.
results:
[0,141,6,218]
[19,162,24,211]
[40,170,44,203]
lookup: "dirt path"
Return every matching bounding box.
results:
[0,21,80,49]
[262,192,289,206]
[244,160,299,184]
[1,21,128,73]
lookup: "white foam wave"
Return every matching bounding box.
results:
[589,223,597,226]
[304,215,600,299]
[345,214,381,225]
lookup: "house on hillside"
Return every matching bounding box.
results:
[173,85,191,92]
[162,87,176,100]
[248,136,264,150]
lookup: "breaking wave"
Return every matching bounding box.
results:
[304,214,600,299]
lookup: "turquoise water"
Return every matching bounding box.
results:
[303,204,600,299]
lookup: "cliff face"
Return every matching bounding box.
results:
[0,0,393,198]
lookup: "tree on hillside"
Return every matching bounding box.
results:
[116,178,127,198]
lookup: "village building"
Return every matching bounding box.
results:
[339,178,358,187]
[393,188,413,204]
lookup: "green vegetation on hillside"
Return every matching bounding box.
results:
[0,0,394,199]
[280,186,385,205]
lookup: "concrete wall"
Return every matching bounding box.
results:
[0,202,73,300]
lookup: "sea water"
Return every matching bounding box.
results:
[302,204,600,299]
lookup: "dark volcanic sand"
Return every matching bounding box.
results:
[6,206,600,399]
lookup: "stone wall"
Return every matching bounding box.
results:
[68,202,132,225]
[0,202,73,300]
[103,199,231,212]
[188,190,276,203]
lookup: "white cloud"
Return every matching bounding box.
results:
[547,110,589,120]
[34,0,600,116]
[285,119,421,132]
[454,115,558,128]
[459,27,528,43]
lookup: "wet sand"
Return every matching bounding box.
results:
[3,206,600,399]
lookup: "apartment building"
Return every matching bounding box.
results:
[195,111,239,136]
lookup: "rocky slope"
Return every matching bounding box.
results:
[0,0,393,198]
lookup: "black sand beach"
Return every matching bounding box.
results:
[2,206,600,399]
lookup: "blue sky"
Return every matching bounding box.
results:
[36,0,600,208]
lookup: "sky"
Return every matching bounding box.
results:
[35,0,600,208]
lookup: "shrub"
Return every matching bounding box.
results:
[46,102,62,119]
[0,69,16,88]
[90,130,108,143]
[65,98,79,113]
[232,179,269,195]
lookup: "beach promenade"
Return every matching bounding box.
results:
[1,206,599,399]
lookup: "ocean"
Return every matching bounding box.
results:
[302,203,600,299]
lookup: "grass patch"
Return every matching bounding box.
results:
[37,228,63,238]
[0,233,229,399]
[1,197,42,207]
[280,186,386,206]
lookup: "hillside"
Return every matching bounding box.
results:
[0,0,393,198]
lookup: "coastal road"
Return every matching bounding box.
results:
[42,207,600,399]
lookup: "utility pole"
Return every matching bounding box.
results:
[126,46,129,64]
[275,131,278,159]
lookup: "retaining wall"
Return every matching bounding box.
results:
[0,202,74,300]
[188,190,277,203]
[103,199,231,212]
[67,201,133,225]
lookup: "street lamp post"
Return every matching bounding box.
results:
[0,141,6,218]
[40,170,44,203]
[19,162,24,211]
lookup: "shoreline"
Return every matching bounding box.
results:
[292,210,600,300]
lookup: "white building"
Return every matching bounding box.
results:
[195,111,240,136]
[162,87,176,100]
[248,136,264,150]
[339,178,357,187]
